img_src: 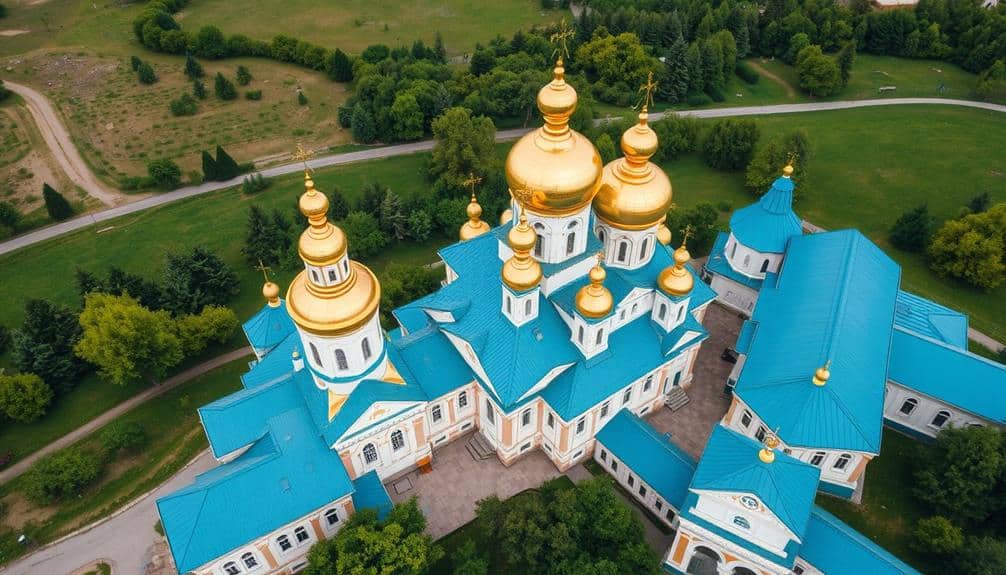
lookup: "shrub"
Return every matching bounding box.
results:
[0,200,21,229]
[337,104,353,127]
[176,306,239,355]
[297,91,308,106]
[136,61,158,85]
[701,119,760,171]
[192,79,207,99]
[0,373,53,423]
[213,72,237,100]
[214,145,241,179]
[735,61,760,84]
[235,65,252,85]
[327,48,353,82]
[241,173,270,194]
[342,212,388,259]
[23,447,102,505]
[147,158,182,189]
[707,86,726,102]
[169,92,198,116]
[99,421,147,455]
[912,516,964,556]
[130,55,142,71]
[42,183,74,220]
[890,204,936,253]
[184,53,203,79]
[686,92,713,107]
[0,325,9,355]
[651,115,701,162]
[244,89,262,100]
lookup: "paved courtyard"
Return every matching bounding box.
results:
[386,435,562,538]
[647,302,743,459]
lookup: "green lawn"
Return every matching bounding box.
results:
[817,428,928,572]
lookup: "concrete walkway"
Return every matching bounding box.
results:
[0,347,252,485]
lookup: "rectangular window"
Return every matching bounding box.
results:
[810,451,826,467]
[639,406,649,415]
[611,460,618,471]
[461,421,472,431]
[600,449,607,461]
[294,526,310,543]
[755,426,767,442]
[277,535,292,552]
[576,417,586,435]
[834,454,852,470]
[573,450,583,459]
[639,485,647,497]
[665,508,674,521]
[655,500,663,512]
[600,402,609,419]
[327,269,337,282]
[546,412,555,429]
[643,375,653,392]
[628,475,635,487]
[622,387,632,405]
[458,390,468,409]
[485,399,494,425]
[741,410,752,429]
[431,404,442,423]
[521,408,532,427]
[793,566,805,575]
[520,442,531,452]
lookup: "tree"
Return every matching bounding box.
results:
[665,203,720,257]
[0,199,22,230]
[929,204,1006,290]
[914,425,1004,523]
[429,107,498,192]
[342,212,388,260]
[796,45,842,97]
[147,158,182,189]
[243,205,292,267]
[407,210,433,242]
[22,447,102,505]
[99,421,147,454]
[701,119,760,171]
[358,182,387,216]
[0,373,53,423]
[327,48,353,82]
[75,293,184,386]
[785,33,811,65]
[161,247,239,315]
[836,41,856,86]
[236,65,252,85]
[304,498,442,575]
[975,60,1006,102]
[193,79,207,99]
[169,93,198,116]
[378,191,408,240]
[184,53,203,79]
[194,25,228,58]
[595,133,617,164]
[0,79,10,102]
[390,92,425,141]
[176,306,239,355]
[104,266,163,309]
[12,299,87,393]
[576,31,659,92]
[201,150,218,181]
[890,204,936,253]
[297,90,308,106]
[42,183,73,220]
[659,37,689,104]
[912,516,964,556]
[329,187,351,221]
[136,60,158,84]
[214,72,237,100]
[214,145,241,179]
[453,540,488,575]
[968,191,992,214]
[955,537,1006,575]
[379,263,441,326]
[744,130,811,196]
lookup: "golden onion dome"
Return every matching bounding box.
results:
[504,58,602,216]
[575,256,613,319]
[812,360,832,387]
[593,109,673,230]
[759,433,780,464]
[298,174,347,266]
[658,244,694,297]
[502,209,542,292]
[657,224,672,246]
[263,280,281,307]
[499,208,513,225]
[459,193,491,241]
[286,173,381,337]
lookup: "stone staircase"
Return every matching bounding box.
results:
[665,387,691,411]
[465,432,495,461]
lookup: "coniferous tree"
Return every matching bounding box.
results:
[243,205,291,266]
[184,53,204,79]
[201,150,218,181]
[326,48,353,82]
[378,191,408,241]
[889,204,936,253]
[12,299,88,393]
[161,246,240,315]
[836,41,856,86]
[328,187,351,221]
[192,79,207,99]
[214,145,241,179]
[42,183,73,221]
[105,266,164,309]
[74,268,102,299]
[660,37,690,104]
[236,65,252,86]
[434,32,447,63]
[214,72,237,100]
[137,61,158,84]
[351,104,377,144]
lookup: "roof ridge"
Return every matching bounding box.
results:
[895,326,1006,371]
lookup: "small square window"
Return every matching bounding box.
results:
[639,485,647,497]
[431,404,443,422]
[628,475,635,487]
[576,418,586,435]
[600,449,607,461]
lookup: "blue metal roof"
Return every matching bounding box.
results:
[242,300,297,356]
[595,409,696,507]
[889,328,1006,424]
[735,320,757,354]
[392,325,475,400]
[690,425,820,538]
[800,506,922,574]
[893,290,968,349]
[199,375,303,458]
[729,175,802,254]
[351,471,393,520]
[704,232,765,290]
[735,230,900,453]
[157,408,354,573]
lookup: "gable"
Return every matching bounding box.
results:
[337,400,424,443]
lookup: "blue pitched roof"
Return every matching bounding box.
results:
[242,300,297,355]
[704,232,764,290]
[199,375,304,458]
[735,230,900,453]
[690,425,820,538]
[595,409,696,507]
[735,320,758,355]
[893,290,968,349]
[729,175,802,254]
[800,506,922,574]
[351,471,393,520]
[157,408,354,573]
[889,328,1006,424]
[392,325,475,400]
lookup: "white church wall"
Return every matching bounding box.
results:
[297,312,387,393]
[884,381,990,439]
[709,274,759,316]
[664,520,790,575]
[592,442,678,527]
[724,233,783,279]
[523,203,593,265]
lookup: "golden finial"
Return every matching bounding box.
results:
[783,152,797,177]
[256,260,280,307]
[576,250,612,318]
[658,223,693,297]
[549,19,575,62]
[502,185,542,292]
[635,71,658,113]
[463,173,483,199]
[812,359,832,387]
[759,430,781,464]
[292,143,315,175]
[460,173,490,241]
[680,224,693,248]
[512,185,534,219]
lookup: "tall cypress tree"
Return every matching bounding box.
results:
[42,183,73,221]
[326,49,353,82]
[201,150,218,181]
[215,145,240,180]
[184,53,204,79]
[660,37,690,104]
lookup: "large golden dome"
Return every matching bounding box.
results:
[286,173,381,336]
[594,109,673,230]
[504,59,602,216]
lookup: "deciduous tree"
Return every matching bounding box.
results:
[701,119,759,171]
[796,45,842,97]
[147,158,182,189]
[929,204,1006,290]
[744,130,811,196]
[23,447,102,505]
[0,373,53,423]
[914,425,1005,523]
[429,107,498,192]
[342,212,388,260]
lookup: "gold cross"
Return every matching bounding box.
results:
[462,172,483,199]
[787,151,799,166]
[635,71,658,112]
[596,250,605,265]
[549,19,575,61]
[292,143,315,174]
[512,185,533,210]
[680,224,694,247]
[254,259,272,283]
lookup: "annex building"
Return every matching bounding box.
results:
[157,59,1005,575]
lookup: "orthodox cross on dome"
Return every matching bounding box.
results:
[462,172,483,199]
[596,250,605,265]
[512,184,534,214]
[680,224,693,247]
[254,259,272,283]
[549,19,575,62]
[635,71,658,112]
[292,143,315,174]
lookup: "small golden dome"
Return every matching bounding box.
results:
[502,210,542,292]
[657,224,672,245]
[658,244,694,297]
[499,208,513,225]
[812,360,831,387]
[575,256,613,318]
[593,109,673,230]
[263,281,281,307]
[759,433,780,464]
[460,193,491,241]
[297,173,347,266]
[783,163,794,177]
[504,59,602,216]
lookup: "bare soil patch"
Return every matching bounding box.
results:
[0,29,30,37]
[0,105,76,214]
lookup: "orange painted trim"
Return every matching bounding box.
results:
[412,418,426,445]
[558,424,570,452]
[310,517,325,540]
[671,533,690,564]
[848,454,871,482]
[502,415,513,447]
[339,450,357,480]
[724,396,738,422]
[341,498,355,516]
[257,542,279,569]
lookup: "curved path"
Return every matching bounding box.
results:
[1,95,1004,259]
[4,82,128,208]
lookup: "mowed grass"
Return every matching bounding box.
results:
[180,0,561,57]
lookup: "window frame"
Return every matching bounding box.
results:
[241,551,259,570]
[431,403,443,423]
[458,390,468,410]
[391,429,406,452]
[277,534,293,552]
[362,443,378,466]
[740,410,752,429]
[899,397,918,416]
[294,525,311,544]
[223,560,241,575]
[335,349,348,371]
[324,508,340,528]
[833,453,852,471]
[521,408,532,427]
[930,410,951,428]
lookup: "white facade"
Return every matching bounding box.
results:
[594,220,660,270]
[296,312,387,394]
[884,381,989,439]
[518,202,593,265]
[502,285,541,326]
[707,233,786,316]
[592,442,679,527]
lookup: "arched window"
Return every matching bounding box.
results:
[931,410,951,428]
[241,552,259,569]
[617,240,629,262]
[598,227,606,244]
[294,526,310,543]
[328,269,338,283]
[506,296,512,314]
[276,534,292,552]
[732,568,758,575]
[324,508,340,527]
[632,303,638,315]
[311,269,320,283]
[833,453,852,471]
[658,303,667,320]
[391,430,405,451]
[596,329,603,345]
[525,299,532,315]
[676,306,684,322]
[899,398,918,415]
[687,546,721,575]
[640,238,649,259]
[458,390,468,409]
[577,325,584,344]
[361,338,372,360]
[760,259,770,273]
[342,260,349,275]
[362,443,378,465]
[732,516,751,530]
[223,561,241,575]
[335,349,348,370]
[566,232,576,255]
[309,343,322,367]
[534,234,544,257]
[730,242,737,258]
[743,254,751,267]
